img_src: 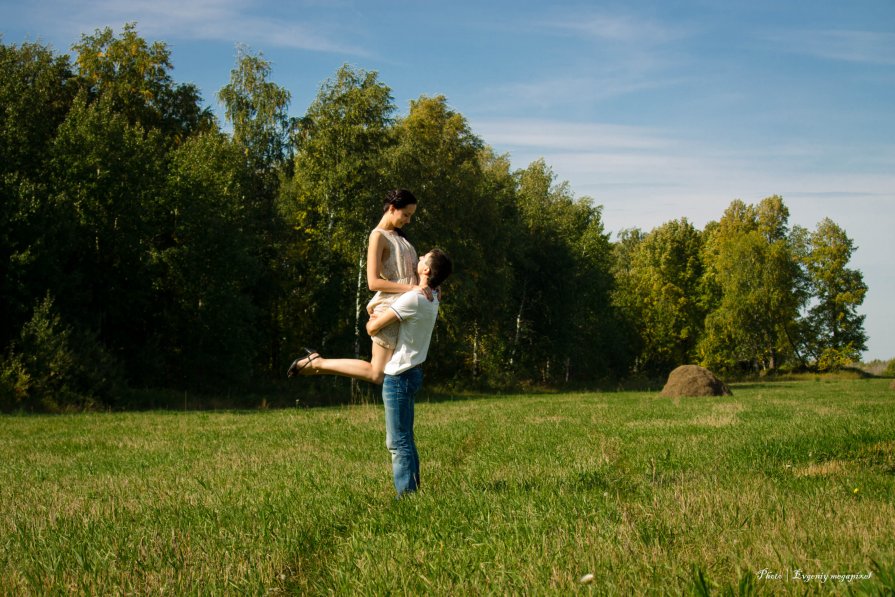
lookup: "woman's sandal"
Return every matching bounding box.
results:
[286,347,319,378]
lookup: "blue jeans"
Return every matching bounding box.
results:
[382,367,423,496]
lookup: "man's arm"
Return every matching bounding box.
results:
[366,307,401,336]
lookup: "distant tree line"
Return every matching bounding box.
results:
[0,26,868,411]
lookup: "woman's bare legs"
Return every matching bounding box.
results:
[294,342,392,385]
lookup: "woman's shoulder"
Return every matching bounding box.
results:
[371,227,397,240]
[369,228,388,243]
[368,229,392,262]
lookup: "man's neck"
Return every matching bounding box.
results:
[418,275,435,294]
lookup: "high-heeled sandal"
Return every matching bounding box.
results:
[286,347,319,378]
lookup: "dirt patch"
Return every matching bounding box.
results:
[660,365,732,398]
[794,459,850,477]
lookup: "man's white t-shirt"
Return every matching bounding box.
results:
[384,290,440,376]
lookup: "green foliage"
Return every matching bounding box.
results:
[217,47,293,377]
[800,218,868,370]
[0,28,873,406]
[278,64,396,366]
[48,92,167,381]
[612,219,705,374]
[606,195,869,376]
[152,132,262,387]
[0,40,76,176]
[886,361,895,377]
[0,353,29,411]
[72,23,213,140]
[0,295,122,412]
[388,96,515,381]
[504,159,622,383]
[698,197,806,372]
[285,64,395,257]
[0,40,77,349]
[218,45,292,170]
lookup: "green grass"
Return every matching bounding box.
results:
[1,380,894,595]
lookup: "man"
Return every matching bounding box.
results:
[365,249,452,497]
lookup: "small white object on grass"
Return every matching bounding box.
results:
[579,573,595,584]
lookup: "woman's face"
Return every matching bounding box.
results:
[389,204,417,228]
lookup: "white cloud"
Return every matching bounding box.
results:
[466,10,694,115]
[478,72,685,112]
[14,0,370,56]
[474,119,670,151]
[767,29,895,65]
[546,11,688,46]
[471,117,895,232]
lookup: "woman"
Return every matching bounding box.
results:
[287,189,428,384]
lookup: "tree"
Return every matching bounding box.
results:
[699,197,806,372]
[48,93,167,381]
[388,95,512,382]
[0,295,122,412]
[564,194,623,381]
[44,25,217,387]
[800,218,867,369]
[614,219,705,374]
[279,65,396,377]
[285,64,395,254]
[218,46,293,375]
[152,132,262,387]
[0,40,77,350]
[610,228,648,371]
[509,159,617,383]
[218,45,292,171]
[72,23,213,141]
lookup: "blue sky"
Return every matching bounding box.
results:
[4,0,894,360]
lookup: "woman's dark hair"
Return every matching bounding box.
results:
[383,189,417,212]
[382,189,417,238]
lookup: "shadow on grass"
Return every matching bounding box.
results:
[19,371,878,415]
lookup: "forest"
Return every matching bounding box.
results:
[0,25,869,411]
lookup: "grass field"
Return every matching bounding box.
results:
[1,379,894,595]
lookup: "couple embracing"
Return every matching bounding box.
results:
[288,189,452,497]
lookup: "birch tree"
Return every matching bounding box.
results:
[800,218,867,369]
[279,65,395,371]
[699,197,806,371]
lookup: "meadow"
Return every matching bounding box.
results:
[1,379,894,595]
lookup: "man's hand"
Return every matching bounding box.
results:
[367,307,399,336]
[415,285,434,302]
[366,312,379,336]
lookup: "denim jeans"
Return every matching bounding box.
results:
[382,366,423,496]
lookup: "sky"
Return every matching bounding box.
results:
[3,0,894,360]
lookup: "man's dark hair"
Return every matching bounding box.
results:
[426,248,452,289]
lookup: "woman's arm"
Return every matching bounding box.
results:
[366,230,416,294]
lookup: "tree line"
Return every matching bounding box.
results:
[0,26,868,411]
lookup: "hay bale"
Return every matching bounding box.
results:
[661,365,732,397]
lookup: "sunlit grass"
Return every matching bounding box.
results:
[1,380,893,594]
